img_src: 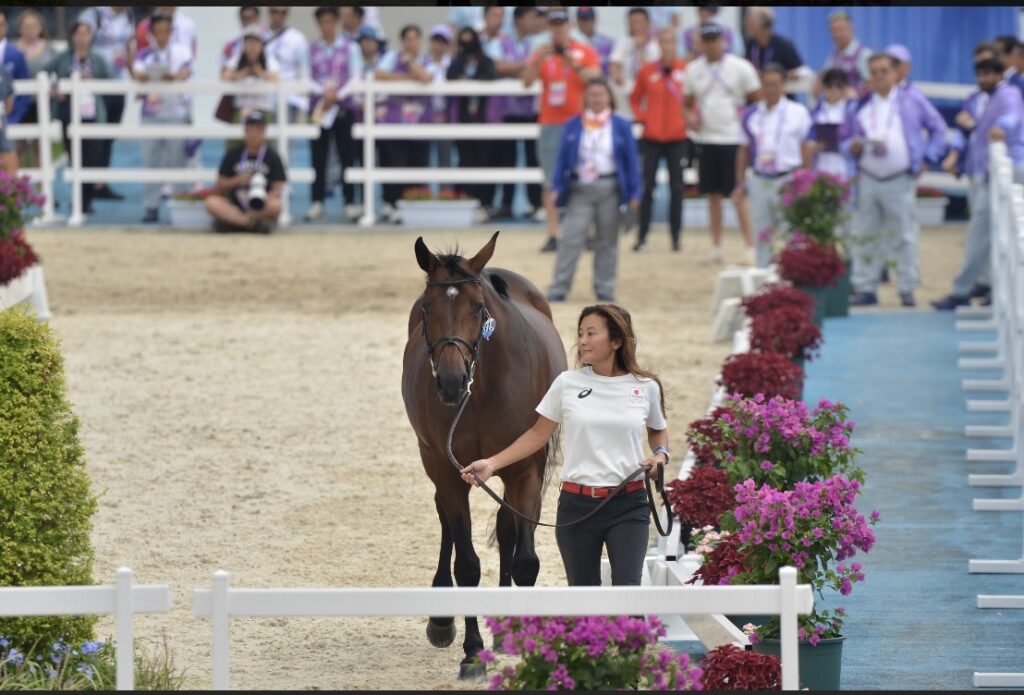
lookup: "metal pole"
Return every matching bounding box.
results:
[68,72,83,227]
[212,571,230,690]
[115,568,134,691]
[779,567,799,690]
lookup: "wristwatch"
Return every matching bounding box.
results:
[653,446,670,464]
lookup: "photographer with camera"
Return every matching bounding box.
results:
[204,111,287,233]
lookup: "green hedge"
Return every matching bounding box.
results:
[0,306,97,650]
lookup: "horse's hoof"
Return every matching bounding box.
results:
[426,618,456,648]
[458,661,487,681]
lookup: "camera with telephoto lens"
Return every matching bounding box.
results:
[248,171,268,210]
[553,43,565,56]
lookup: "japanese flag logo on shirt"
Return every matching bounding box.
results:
[628,386,645,404]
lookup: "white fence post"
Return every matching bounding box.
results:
[778,566,800,690]
[35,72,56,223]
[115,567,135,691]
[359,74,376,227]
[68,70,83,227]
[275,79,292,227]
[212,570,231,691]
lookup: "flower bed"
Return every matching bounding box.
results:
[719,352,804,401]
[749,305,823,362]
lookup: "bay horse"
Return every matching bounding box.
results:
[401,232,567,679]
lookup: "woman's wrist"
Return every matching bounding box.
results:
[652,446,670,464]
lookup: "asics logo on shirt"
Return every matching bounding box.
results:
[577,388,593,399]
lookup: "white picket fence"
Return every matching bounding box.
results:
[9,74,972,229]
[959,141,1024,688]
[193,566,812,690]
[0,568,172,690]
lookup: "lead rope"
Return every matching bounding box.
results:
[445,390,674,536]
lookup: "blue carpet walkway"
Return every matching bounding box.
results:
[805,310,1024,690]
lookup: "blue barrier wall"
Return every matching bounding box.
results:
[772,6,1019,85]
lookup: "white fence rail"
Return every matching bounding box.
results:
[9,74,972,229]
[194,567,812,690]
[0,568,172,690]
[961,141,1024,688]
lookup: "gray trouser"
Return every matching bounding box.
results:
[748,171,792,268]
[555,488,650,586]
[851,173,916,293]
[951,165,1024,297]
[141,114,189,210]
[550,177,621,298]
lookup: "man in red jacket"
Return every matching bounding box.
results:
[630,28,688,252]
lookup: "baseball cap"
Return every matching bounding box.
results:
[429,23,452,43]
[885,44,911,64]
[243,111,266,127]
[699,22,724,39]
[548,9,569,24]
[357,24,383,42]
[576,7,595,21]
[241,25,265,41]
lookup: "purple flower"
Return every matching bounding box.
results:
[477,649,495,664]
[760,460,774,471]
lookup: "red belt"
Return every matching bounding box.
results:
[561,480,646,498]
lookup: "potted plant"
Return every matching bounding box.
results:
[396,187,479,228]
[700,644,782,691]
[0,174,45,311]
[683,184,737,229]
[741,283,815,321]
[723,475,879,691]
[666,466,734,530]
[749,305,823,368]
[778,170,853,318]
[915,186,949,226]
[684,406,736,467]
[774,237,845,327]
[168,188,216,228]
[477,615,703,690]
[719,352,804,401]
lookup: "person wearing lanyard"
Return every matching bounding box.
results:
[932,58,1024,311]
[304,6,363,224]
[523,9,602,254]
[263,7,310,124]
[609,8,660,120]
[131,11,192,224]
[738,64,814,268]
[546,78,640,303]
[683,22,762,265]
[460,303,669,587]
[742,7,804,79]
[844,54,947,308]
[816,11,872,101]
[630,27,689,253]
[44,21,111,216]
[205,111,287,234]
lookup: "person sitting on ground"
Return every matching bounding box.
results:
[205,111,287,234]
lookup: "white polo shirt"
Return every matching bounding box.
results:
[264,25,309,110]
[740,98,812,175]
[857,89,910,179]
[536,367,666,487]
[684,53,761,145]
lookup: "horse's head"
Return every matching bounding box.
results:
[415,232,499,406]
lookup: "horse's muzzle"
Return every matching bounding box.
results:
[436,372,469,407]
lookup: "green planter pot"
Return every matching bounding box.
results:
[795,285,827,328]
[824,259,852,318]
[752,635,845,690]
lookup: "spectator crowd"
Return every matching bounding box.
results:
[0,5,1021,307]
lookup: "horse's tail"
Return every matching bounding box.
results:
[486,427,561,548]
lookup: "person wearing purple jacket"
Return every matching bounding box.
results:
[932,58,1024,310]
[844,53,947,308]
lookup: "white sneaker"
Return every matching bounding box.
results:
[473,207,490,225]
[708,246,724,264]
[381,202,396,223]
[745,246,757,266]
[304,201,325,222]
[532,207,547,222]
[344,204,363,221]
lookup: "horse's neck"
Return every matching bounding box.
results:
[473,284,520,393]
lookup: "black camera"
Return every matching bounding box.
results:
[553,44,565,56]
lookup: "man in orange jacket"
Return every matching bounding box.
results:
[630,28,689,252]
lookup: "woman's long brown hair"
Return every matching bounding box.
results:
[575,304,667,414]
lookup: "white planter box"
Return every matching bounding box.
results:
[0,267,34,311]
[397,199,479,228]
[685,197,738,229]
[915,197,948,226]
[168,199,212,228]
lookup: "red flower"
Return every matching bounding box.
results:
[741,283,815,320]
[719,352,804,401]
[686,406,735,467]
[666,467,735,528]
[687,533,748,587]
[776,239,844,288]
[701,644,783,691]
[750,305,823,362]
[0,233,38,286]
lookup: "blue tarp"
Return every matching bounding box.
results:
[772,6,1019,85]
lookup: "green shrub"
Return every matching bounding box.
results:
[0,306,98,650]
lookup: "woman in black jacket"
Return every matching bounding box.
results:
[446,28,497,220]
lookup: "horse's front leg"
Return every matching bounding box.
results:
[427,492,457,648]
[441,483,485,680]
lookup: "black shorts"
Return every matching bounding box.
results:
[697,143,739,196]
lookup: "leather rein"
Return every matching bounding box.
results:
[421,276,674,536]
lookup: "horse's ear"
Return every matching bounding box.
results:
[415,236,438,274]
[466,231,500,275]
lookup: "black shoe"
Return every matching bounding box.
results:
[969,283,991,299]
[141,208,159,223]
[671,239,682,252]
[851,291,879,306]
[540,237,558,253]
[585,237,595,251]
[82,203,95,215]
[94,186,124,200]
[633,241,649,252]
[596,293,615,302]
[490,205,513,220]
[252,219,273,234]
[880,267,890,284]
[900,291,916,307]
[930,294,971,311]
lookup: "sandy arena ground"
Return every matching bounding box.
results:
[25,222,961,689]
